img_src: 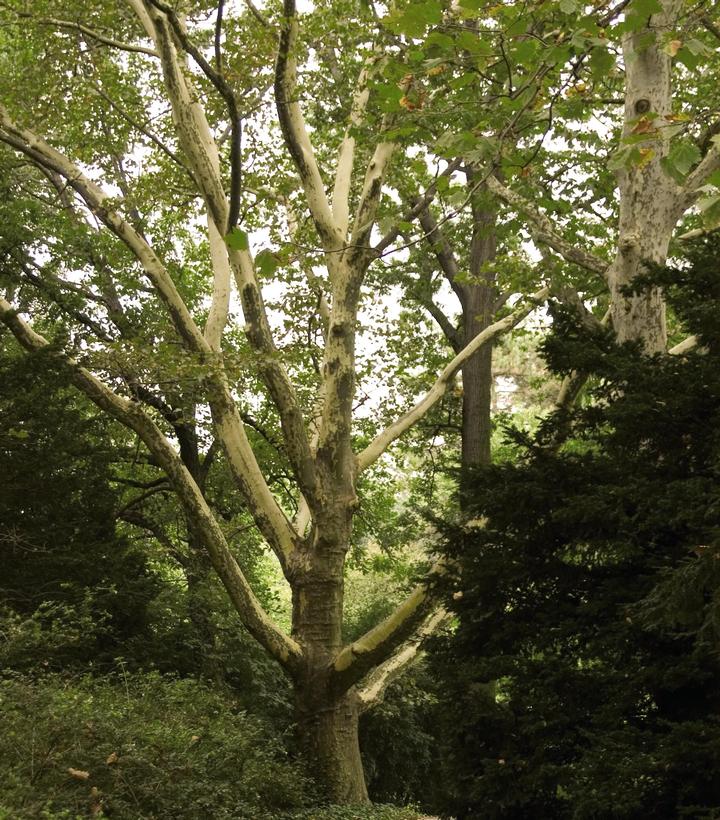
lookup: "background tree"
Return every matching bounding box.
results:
[0,339,160,670]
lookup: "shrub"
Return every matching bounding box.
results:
[0,672,314,819]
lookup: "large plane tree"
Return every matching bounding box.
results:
[0,0,717,803]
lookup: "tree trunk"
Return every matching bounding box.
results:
[289,534,370,803]
[460,195,497,490]
[608,1,682,352]
[294,680,369,803]
[461,288,494,471]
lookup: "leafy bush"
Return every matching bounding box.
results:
[0,673,314,819]
[282,805,423,819]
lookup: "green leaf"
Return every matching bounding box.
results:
[660,156,685,184]
[559,0,578,12]
[669,140,702,176]
[630,0,662,15]
[505,17,528,37]
[425,31,454,51]
[394,0,442,37]
[255,249,278,276]
[589,47,615,78]
[225,228,249,251]
[607,147,631,171]
[456,30,492,56]
[677,46,701,70]
[449,73,477,90]
[512,39,539,65]
[685,38,709,56]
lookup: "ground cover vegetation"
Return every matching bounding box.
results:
[0,0,719,814]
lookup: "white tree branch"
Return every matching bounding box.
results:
[486,175,608,276]
[356,287,550,472]
[0,105,207,351]
[331,563,446,693]
[348,140,395,263]
[204,213,232,351]
[668,334,699,354]
[0,298,302,672]
[275,0,343,250]
[129,2,319,510]
[357,607,449,713]
[679,146,720,214]
[0,107,299,564]
[332,48,383,238]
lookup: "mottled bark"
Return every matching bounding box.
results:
[288,531,367,801]
[294,680,368,803]
[608,1,683,352]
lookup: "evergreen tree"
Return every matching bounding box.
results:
[433,239,720,819]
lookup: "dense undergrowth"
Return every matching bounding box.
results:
[0,672,423,820]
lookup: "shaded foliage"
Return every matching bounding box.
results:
[0,342,159,669]
[432,239,720,819]
[0,673,313,820]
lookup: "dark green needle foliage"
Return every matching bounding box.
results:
[431,239,720,819]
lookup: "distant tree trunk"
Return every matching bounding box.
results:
[461,284,495,471]
[178,416,224,685]
[460,195,497,488]
[186,530,224,685]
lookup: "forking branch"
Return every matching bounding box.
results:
[0,297,303,672]
[356,287,550,472]
[0,104,300,566]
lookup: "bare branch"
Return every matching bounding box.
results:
[275,0,342,250]
[331,564,446,694]
[668,334,699,355]
[485,175,608,276]
[244,0,272,28]
[356,287,550,471]
[144,0,243,230]
[348,140,395,264]
[416,204,464,301]
[332,47,384,238]
[680,146,720,213]
[357,607,449,713]
[420,294,463,353]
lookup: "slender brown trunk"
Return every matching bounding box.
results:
[461,287,494,471]
[460,195,497,495]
